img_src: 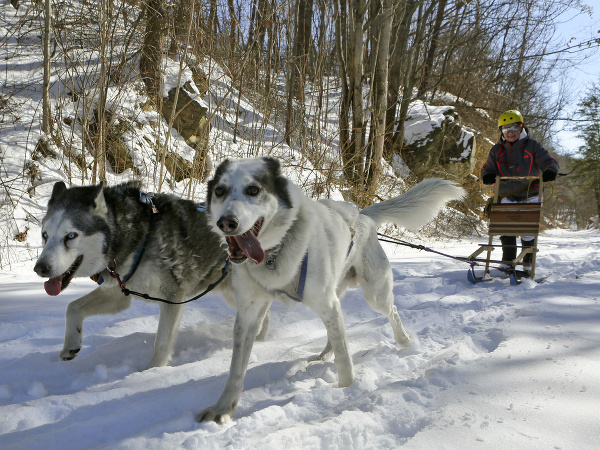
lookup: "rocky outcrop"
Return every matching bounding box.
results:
[161,79,211,182]
[401,102,475,178]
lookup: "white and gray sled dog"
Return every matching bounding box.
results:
[198,157,465,423]
[33,180,246,369]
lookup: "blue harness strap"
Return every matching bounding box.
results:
[96,202,207,286]
[94,236,146,286]
[122,237,147,282]
[296,252,308,300]
[276,238,353,303]
[276,251,309,302]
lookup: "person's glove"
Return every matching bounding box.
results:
[542,168,557,182]
[482,173,496,185]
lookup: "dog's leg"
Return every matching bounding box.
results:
[362,275,411,347]
[312,298,354,387]
[147,301,184,368]
[197,296,270,424]
[358,240,411,348]
[61,286,131,361]
[308,339,333,362]
[255,307,270,341]
[367,278,411,347]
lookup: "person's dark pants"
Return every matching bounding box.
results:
[500,236,534,265]
[500,236,517,263]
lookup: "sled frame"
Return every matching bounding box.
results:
[467,176,543,280]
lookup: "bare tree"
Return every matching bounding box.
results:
[364,0,394,198]
[140,0,166,101]
[416,0,447,99]
[285,0,314,145]
[42,0,51,135]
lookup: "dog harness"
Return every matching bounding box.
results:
[92,196,227,305]
[92,192,158,286]
[272,238,354,302]
[273,251,309,302]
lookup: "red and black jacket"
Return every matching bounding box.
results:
[481,134,559,201]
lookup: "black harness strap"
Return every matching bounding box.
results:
[109,256,230,305]
[102,192,229,305]
[377,233,477,266]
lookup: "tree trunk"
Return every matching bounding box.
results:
[348,0,366,190]
[42,0,51,135]
[139,0,165,101]
[95,0,110,183]
[228,0,237,57]
[364,0,394,200]
[385,0,419,160]
[285,0,314,144]
[416,0,448,99]
[333,0,351,182]
[390,1,431,161]
[290,0,314,103]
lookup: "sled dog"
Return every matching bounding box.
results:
[197,157,465,423]
[33,181,247,368]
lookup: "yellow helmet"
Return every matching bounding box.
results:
[498,110,524,128]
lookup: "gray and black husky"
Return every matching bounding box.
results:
[33,180,242,368]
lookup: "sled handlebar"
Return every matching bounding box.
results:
[495,175,540,180]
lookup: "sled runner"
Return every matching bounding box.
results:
[466,176,543,284]
[466,265,547,285]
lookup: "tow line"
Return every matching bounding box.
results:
[376,233,530,285]
[377,232,476,266]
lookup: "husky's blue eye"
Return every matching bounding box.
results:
[42,231,48,243]
[66,232,78,240]
[246,186,260,196]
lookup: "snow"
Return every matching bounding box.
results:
[2,2,598,447]
[1,229,599,449]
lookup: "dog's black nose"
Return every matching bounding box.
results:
[217,215,239,233]
[34,261,50,277]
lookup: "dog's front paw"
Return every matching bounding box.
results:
[62,325,83,361]
[395,331,412,349]
[338,372,354,388]
[196,406,233,424]
[60,347,81,361]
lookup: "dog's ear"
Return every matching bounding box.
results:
[262,157,281,175]
[48,181,67,206]
[92,181,108,216]
[50,181,67,201]
[262,157,292,209]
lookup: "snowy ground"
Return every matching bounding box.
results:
[1,229,598,449]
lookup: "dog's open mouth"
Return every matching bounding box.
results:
[225,218,265,264]
[44,255,83,296]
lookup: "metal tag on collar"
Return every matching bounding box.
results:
[265,254,276,271]
[107,259,117,272]
[140,191,159,214]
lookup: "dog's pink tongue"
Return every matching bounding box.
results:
[234,231,265,264]
[44,276,63,296]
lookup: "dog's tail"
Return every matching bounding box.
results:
[360,178,465,229]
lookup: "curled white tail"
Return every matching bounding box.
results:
[360,178,465,229]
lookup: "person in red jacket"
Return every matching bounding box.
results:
[481,110,559,272]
